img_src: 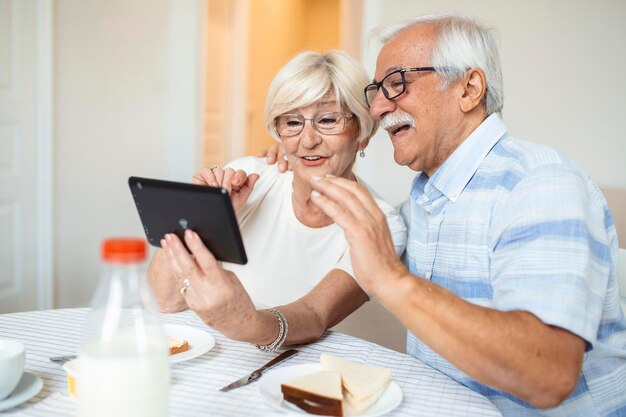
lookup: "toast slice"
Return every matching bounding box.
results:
[167,336,190,355]
[281,370,344,416]
[320,353,391,414]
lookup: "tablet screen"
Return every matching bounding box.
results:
[129,176,247,264]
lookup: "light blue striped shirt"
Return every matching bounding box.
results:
[402,114,626,417]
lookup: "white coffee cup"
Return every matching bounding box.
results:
[0,339,25,400]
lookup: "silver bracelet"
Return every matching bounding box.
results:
[255,308,288,352]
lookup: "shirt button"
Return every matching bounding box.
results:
[425,271,432,279]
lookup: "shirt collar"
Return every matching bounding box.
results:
[429,113,507,203]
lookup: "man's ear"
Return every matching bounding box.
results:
[459,68,487,113]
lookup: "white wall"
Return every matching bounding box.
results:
[356,0,626,208]
[53,0,201,307]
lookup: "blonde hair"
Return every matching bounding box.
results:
[264,50,377,143]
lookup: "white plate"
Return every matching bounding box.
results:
[258,363,402,417]
[163,324,215,363]
[0,372,43,411]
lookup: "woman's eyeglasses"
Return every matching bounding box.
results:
[275,112,354,137]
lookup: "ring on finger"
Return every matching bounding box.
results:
[282,154,288,161]
[210,164,218,172]
[179,278,191,295]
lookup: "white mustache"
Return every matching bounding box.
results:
[380,112,416,131]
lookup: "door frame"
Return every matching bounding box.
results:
[167,0,207,181]
[35,0,53,309]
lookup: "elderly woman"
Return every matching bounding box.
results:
[148,50,406,351]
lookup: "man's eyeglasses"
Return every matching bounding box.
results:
[364,67,444,107]
[275,112,354,137]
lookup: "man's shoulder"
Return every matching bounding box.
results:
[489,136,570,172]
[476,136,590,190]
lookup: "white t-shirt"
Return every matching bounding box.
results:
[223,157,407,308]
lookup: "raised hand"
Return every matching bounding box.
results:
[192,165,259,212]
[309,176,408,295]
[257,143,290,172]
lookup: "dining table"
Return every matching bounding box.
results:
[0,308,502,416]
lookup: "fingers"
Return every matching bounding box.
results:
[221,168,234,194]
[310,176,380,225]
[193,165,247,194]
[246,173,260,190]
[315,176,378,211]
[160,231,221,290]
[231,169,248,189]
[192,167,218,187]
[277,147,289,173]
[257,143,279,161]
[310,188,360,233]
[212,166,225,188]
[237,173,260,206]
[183,229,220,278]
[262,143,280,165]
[160,233,203,287]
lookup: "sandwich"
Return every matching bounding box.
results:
[321,353,391,415]
[167,336,190,355]
[281,370,344,416]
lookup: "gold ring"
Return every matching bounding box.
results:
[179,278,191,295]
[210,164,218,172]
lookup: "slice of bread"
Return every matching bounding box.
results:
[167,336,190,355]
[281,370,344,416]
[320,353,391,414]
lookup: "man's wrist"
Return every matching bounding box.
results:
[368,260,411,298]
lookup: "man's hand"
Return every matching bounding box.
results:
[309,175,585,409]
[257,143,290,172]
[309,175,408,294]
[192,166,259,212]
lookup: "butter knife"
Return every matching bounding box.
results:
[220,349,298,392]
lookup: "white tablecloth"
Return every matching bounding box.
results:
[0,308,501,416]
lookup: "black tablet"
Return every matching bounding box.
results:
[128,176,247,264]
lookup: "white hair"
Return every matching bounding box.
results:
[264,50,377,143]
[373,12,504,116]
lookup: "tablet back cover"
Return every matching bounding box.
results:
[129,176,247,264]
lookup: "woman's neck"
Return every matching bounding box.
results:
[291,172,355,228]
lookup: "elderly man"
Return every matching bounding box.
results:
[308,12,626,417]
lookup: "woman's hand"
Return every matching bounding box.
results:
[160,230,261,341]
[257,143,290,172]
[192,166,259,212]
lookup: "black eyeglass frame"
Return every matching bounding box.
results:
[364,66,447,107]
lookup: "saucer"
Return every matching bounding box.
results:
[0,372,43,411]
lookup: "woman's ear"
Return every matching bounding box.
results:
[358,137,371,152]
[459,68,487,113]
